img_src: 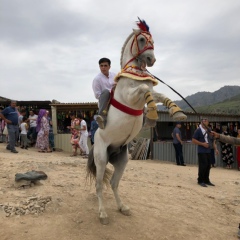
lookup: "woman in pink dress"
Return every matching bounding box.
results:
[36,109,51,153]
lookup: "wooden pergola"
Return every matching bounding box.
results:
[0,96,52,111]
[50,102,98,111]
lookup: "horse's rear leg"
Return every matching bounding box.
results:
[110,145,130,216]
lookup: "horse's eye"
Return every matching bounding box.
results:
[139,37,145,42]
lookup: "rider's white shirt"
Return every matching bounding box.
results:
[92,72,116,99]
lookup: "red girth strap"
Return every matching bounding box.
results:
[110,89,143,116]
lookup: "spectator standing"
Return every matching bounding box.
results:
[70,127,81,156]
[172,122,186,166]
[0,100,19,153]
[192,117,215,187]
[67,113,80,151]
[27,110,38,146]
[18,109,27,145]
[36,109,51,153]
[212,130,240,171]
[90,115,98,145]
[47,111,55,151]
[67,113,80,130]
[220,125,234,169]
[18,109,26,126]
[20,116,28,149]
[92,57,116,129]
[78,113,89,158]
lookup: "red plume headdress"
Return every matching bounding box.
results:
[136,17,150,32]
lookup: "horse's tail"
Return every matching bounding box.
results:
[86,146,112,187]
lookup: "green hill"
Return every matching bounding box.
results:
[185,93,240,114]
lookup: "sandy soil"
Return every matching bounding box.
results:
[0,143,239,240]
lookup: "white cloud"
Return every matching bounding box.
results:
[0,0,240,103]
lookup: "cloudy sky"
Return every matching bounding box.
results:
[1,0,240,103]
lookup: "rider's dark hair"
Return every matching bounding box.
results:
[99,58,111,66]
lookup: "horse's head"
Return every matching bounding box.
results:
[121,18,156,71]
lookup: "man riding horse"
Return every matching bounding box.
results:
[87,18,187,224]
[92,58,116,129]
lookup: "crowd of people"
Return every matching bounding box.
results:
[67,113,98,158]
[0,102,100,157]
[0,102,55,153]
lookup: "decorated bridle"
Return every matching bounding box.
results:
[123,18,154,69]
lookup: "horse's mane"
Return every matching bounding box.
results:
[120,31,135,67]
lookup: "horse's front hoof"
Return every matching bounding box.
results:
[100,216,109,225]
[172,111,187,121]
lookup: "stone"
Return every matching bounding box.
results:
[15,170,48,182]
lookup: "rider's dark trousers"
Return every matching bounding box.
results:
[98,90,111,116]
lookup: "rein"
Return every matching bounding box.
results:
[146,71,210,132]
[146,70,198,114]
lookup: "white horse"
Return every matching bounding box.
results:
[87,18,187,224]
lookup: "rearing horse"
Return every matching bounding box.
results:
[87,18,187,224]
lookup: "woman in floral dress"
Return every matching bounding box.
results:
[220,126,234,169]
[36,109,51,153]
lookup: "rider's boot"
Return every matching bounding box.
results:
[96,115,107,130]
[96,90,111,129]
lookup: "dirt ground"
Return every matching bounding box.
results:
[0,143,239,240]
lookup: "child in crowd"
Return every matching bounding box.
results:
[70,127,81,156]
[20,116,29,149]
